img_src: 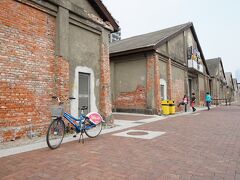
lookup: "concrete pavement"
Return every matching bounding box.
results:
[1,104,240,179]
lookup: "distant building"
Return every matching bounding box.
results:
[225,72,235,102]
[236,69,240,82]
[110,30,121,42]
[110,22,210,114]
[233,79,238,102]
[206,58,227,105]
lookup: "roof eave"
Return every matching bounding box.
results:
[110,46,155,58]
[88,0,120,32]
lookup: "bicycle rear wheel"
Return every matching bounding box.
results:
[84,122,102,138]
[46,119,65,149]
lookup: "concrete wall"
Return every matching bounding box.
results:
[111,53,147,111]
[68,22,101,116]
[185,29,207,74]
[69,0,99,16]
[168,33,185,63]
[158,44,168,56]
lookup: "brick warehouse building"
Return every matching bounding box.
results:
[206,58,227,105]
[0,0,119,142]
[110,22,210,114]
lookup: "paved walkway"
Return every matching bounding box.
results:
[1,103,240,179]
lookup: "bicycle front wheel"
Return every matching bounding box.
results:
[84,122,102,138]
[46,119,65,149]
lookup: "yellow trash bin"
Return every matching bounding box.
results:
[169,100,175,114]
[161,100,170,115]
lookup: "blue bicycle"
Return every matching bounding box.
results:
[46,96,104,149]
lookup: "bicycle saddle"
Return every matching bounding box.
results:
[81,106,88,110]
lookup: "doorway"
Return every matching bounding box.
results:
[188,79,192,98]
[79,73,90,114]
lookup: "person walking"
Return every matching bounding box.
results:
[205,92,212,110]
[177,95,188,112]
[190,93,196,112]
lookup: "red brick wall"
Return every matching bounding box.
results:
[99,43,112,120]
[172,79,185,111]
[167,58,173,99]
[154,54,161,113]
[114,86,146,109]
[0,0,59,142]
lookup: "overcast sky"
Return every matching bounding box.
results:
[102,0,240,80]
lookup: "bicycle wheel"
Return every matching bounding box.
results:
[84,122,102,138]
[46,119,65,149]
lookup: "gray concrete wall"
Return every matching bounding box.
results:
[54,1,112,116]
[69,23,101,101]
[157,33,185,64]
[185,29,208,75]
[157,43,168,56]
[168,33,185,63]
[69,0,99,16]
[159,60,167,81]
[111,53,147,97]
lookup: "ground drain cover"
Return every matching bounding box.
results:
[113,129,166,139]
[127,131,148,136]
[133,121,146,124]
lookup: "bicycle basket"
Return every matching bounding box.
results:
[51,105,64,117]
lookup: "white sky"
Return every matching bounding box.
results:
[102,0,240,80]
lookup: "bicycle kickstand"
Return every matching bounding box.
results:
[78,130,84,144]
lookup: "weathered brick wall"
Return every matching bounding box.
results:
[154,55,160,113]
[114,86,146,109]
[170,66,185,112]
[99,43,112,120]
[146,53,160,114]
[167,58,173,100]
[198,75,205,106]
[0,0,59,142]
[172,79,185,111]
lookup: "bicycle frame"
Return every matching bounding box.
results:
[63,112,95,133]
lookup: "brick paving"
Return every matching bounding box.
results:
[112,113,155,121]
[1,103,240,180]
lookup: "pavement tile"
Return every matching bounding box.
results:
[1,103,240,179]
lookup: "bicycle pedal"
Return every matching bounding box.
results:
[73,134,77,138]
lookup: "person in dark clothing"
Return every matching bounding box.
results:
[190,93,196,112]
[177,94,188,112]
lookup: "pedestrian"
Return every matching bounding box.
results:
[205,92,212,110]
[190,93,196,112]
[177,94,188,112]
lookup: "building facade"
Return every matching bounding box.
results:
[110,22,210,114]
[225,72,235,103]
[110,30,121,42]
[233,79,239,102]
[0,0,119,142]
[206,58,227,105]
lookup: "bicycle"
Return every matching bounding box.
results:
[46,96,104,149]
